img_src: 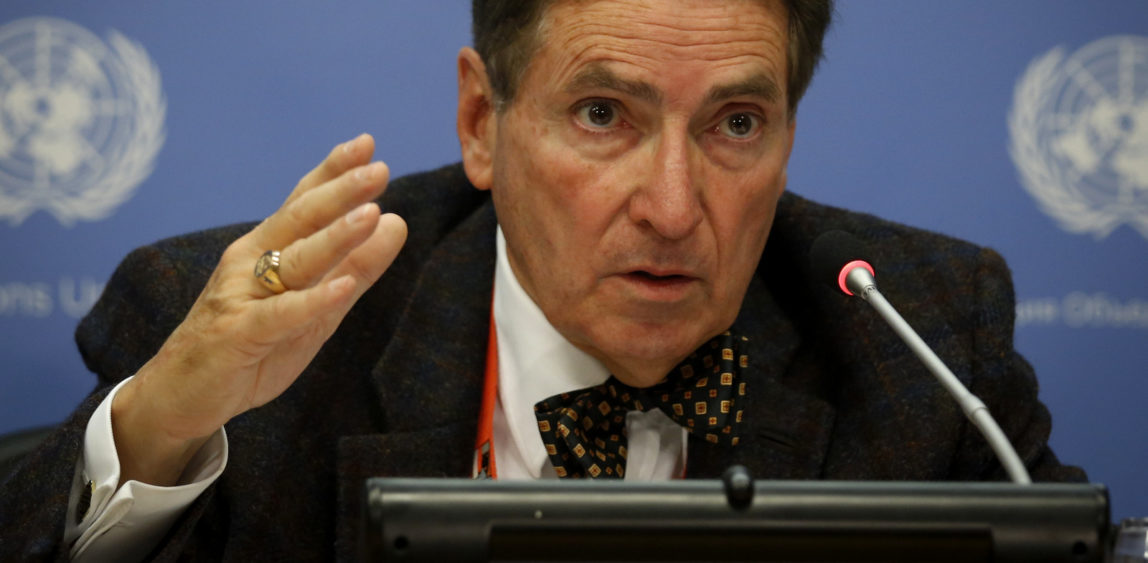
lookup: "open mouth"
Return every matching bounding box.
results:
[629,270,690,283]
[622,270,697,292]
[615,269,698,302]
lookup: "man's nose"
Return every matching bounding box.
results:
[627,129,703,241]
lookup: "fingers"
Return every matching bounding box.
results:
[324,212,408,298]
[243,215,408,345]
[256,159,390,252]
[284,133,375,207]
[275,202,381,291]
[241,274,360,348]
[219,133,408,337]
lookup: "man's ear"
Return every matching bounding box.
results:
[457,47,496,191]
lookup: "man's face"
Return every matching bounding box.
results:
[482,0,794,386]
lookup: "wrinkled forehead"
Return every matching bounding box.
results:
[530,0,790,102]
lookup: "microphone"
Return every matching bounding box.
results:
[809,231,1032,485]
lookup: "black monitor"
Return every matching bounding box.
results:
[361,470,1110,562]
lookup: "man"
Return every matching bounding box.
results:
[1,0,1083,561]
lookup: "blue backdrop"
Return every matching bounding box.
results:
[1,3,1145,520]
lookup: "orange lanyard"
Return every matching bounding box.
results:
[473,313,499,479]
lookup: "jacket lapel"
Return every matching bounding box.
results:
[346,200,499,477]
[334,201,499,561]
[686,273,837,480]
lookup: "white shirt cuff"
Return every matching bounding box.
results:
[66,376,228,562]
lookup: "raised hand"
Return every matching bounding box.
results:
[110,134,407,486]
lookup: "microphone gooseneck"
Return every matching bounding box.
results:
[809,231,1032,485]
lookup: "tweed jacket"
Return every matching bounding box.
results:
[0,163,1084,561]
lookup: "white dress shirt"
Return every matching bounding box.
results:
[490,228,687,480]
[65,378,227,562]
[66,226,686,561]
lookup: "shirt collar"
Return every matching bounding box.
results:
[493,227,610,476]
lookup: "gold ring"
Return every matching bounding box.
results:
[254,250,287,294]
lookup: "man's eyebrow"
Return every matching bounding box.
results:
[565,65,662,104]
[704,73,782,106]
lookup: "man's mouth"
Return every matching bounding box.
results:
[628,270,692,283]
[618,270,699,300]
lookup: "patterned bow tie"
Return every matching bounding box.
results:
[533,332,748,479]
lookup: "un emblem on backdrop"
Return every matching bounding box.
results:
[1009,35,1148,240]
[0,17,165,227]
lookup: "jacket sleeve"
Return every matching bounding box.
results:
[0,225,247,562]
[0,391,106,562]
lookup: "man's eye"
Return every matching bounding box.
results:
[717,113,759,138]
[576,101,618,128]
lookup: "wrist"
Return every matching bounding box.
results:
[111,374,212,487]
